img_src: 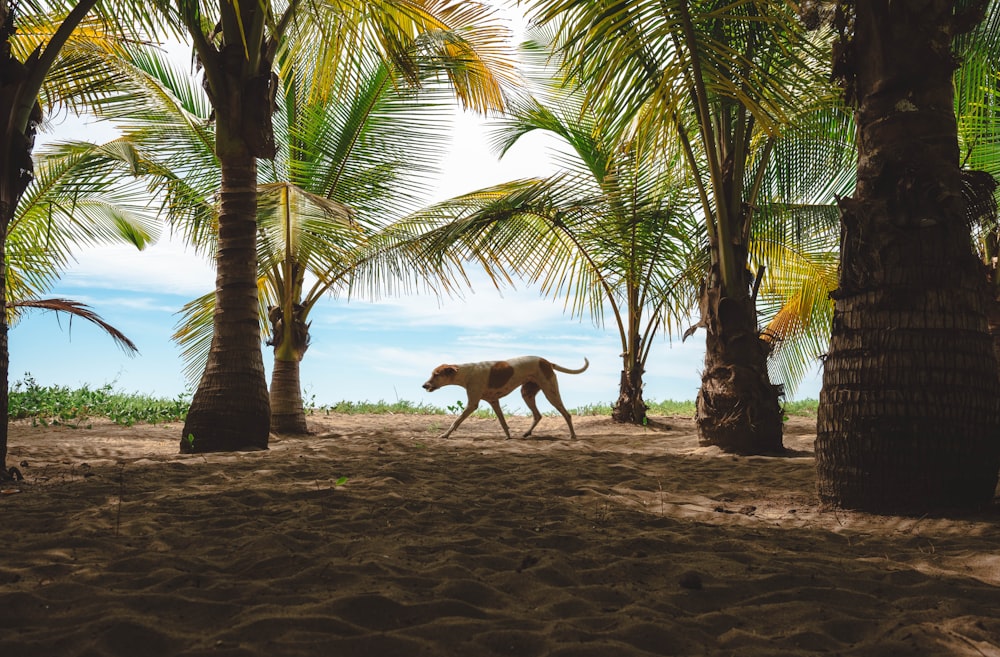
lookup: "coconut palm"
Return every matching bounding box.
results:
[168,43,483,433]
[72,11,514,436]
[372,41,706,426]
[0,134,159,477]
[750,1,1000,399]
[524,0,841,452]
[131,0,514,452]
[815,1,1000,512]
[0,0,159,477]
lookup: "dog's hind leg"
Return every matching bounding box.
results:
[487,400,513,439]
[540,386,577,439]
[521,382,544,437]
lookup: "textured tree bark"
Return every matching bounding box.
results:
[269,358,308,434]
[1,1,47,476]
[612,304,648,424]
[181,155,271,452]
[695,265,784,454]
[268,302,311,434]
[0,180,11,476]
[179,9,276,453]
[612,366,647,424]
[817,1,1000,511]
[988,284,1000,364]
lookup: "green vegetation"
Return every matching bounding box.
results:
[8,375,190,427]
[782,399,819,417]
[576,399,698,417]
[315,400,448,416]
[7,375,819,426]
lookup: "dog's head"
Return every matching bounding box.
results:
[422,364,459,392]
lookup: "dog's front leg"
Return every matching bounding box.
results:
[487,400,512,439]
[438,400,478,439]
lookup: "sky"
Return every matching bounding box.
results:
[8,8,824,414]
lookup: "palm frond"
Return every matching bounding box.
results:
[8,298,138,354]
[285,0,518,114]
[9,139,159,303]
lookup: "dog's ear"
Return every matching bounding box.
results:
[434,364,459,377]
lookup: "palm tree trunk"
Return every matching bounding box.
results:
[267,301,310,434]
[270,358,308,434]
[816,1,1000,511]
[612,365,647,424]
[1,0,45,476]
[180,3,277,453]
[0,181,11,477]
[181,154,270,452]
[1,1,11,476]
[612,302,648,423]
[695,265,784,454]
[988,286,1000,364]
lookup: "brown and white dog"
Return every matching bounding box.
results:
[422,356,589,439]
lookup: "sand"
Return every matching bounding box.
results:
[2,412,999,657]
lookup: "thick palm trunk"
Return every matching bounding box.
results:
[268,302,310,434]
[270,358,308,434]
[180,7,276,453]
[817,1,1000,511]
[181,155,270,452]
[612,364,647,424]
[612,309,648,423]
[1,2,12,477]
[695,266,784,454]
[1,0,47,476]
[989,287,1000,364]
[0,184,11,477]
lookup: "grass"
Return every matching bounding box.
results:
[7,375,819,426]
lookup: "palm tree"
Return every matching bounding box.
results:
[747,2,1000,399]
[816,1,1000,512]
[0,0,155,477]
[374,43,705,425]
[137,0,513,452]
[952,4,1000,361]
[0,134,159,477]
[72,10,514,436]
[170,41,489,434]
[526,0,840,453]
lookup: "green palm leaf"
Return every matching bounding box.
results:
[8,298,138,354]
[7,139,158,318]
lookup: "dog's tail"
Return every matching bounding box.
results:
[551,358,589,375]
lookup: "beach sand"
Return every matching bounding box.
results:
[2,413,999,656]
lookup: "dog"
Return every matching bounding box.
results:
[422,356,589,439]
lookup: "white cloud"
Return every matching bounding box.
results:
[432,109,561,202]
[59,238,215,297]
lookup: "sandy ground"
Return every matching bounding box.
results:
[2,412,999,657]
